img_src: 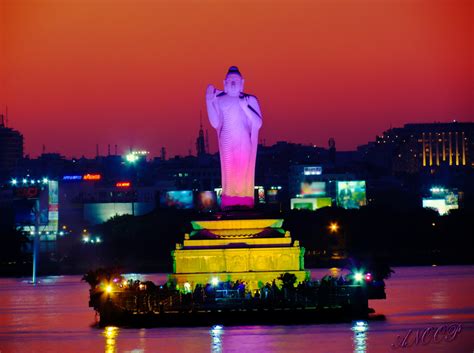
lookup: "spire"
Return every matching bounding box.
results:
[196,112,206,156]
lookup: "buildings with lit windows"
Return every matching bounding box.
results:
[360,122,473,174]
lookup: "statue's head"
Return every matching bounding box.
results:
[224,66,244,97]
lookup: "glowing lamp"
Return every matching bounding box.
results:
[116,182,131,188]
[354,272,364,283]
[365,273,372,282]
[125,153,139,163]
[105,285,113,294]
[184,282,191,293]
[211,277,219,286]
[329,222,339,233]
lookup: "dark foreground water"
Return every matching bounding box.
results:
[0,266,473,353]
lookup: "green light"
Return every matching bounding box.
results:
[354,272,364,282]
[125,153,139,163]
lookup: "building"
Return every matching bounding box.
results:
[0,115,24,182]
[361,122,474,174]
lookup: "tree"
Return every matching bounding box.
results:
[278,272,297,289]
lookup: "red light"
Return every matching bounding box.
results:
[365,273,372,282]
[116,182,131,187]
[83,174,101,180]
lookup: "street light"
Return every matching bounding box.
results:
[329,222,339,233]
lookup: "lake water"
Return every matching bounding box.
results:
[0,266,473,353]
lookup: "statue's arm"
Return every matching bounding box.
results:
[206,85,222,130]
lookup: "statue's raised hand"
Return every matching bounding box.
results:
[206,84,217,102]
[239,95,250,110]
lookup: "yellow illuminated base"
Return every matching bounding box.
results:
[169,219,310,291]
[169,270,309,292]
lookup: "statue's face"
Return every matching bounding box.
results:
[224,73,244,97]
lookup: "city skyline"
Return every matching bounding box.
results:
[1,0,472,158]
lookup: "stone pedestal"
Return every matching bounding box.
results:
[169,219,309,290]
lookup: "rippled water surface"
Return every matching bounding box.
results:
[0,266,473,353]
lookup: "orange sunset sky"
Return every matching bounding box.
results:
[1,0,473,158]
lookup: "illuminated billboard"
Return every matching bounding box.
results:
[315,197,332,209]
[13,186,49,226]
[84,202,155,225]
[160,190,194,209]
[63,175,82,181]
[423,188,459,215]
[291,198,315,210]
[214,187,223,207]
[47,180,59,234]
[83,174,101,181]
[336,181,367,209]
[13,182,59,238]
[291,197,332,211]
[422,199,458,216]
[256,186,265,203]
[304,166,322,176]
[196,191,217,212]
[300,181,326,197]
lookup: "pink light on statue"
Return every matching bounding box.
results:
[206,66,263,209]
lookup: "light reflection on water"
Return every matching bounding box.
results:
[210,325,224,353]
[352,321,368,353]
[104,326,119,353]
[0,266,473,353]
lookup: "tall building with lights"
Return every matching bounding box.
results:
[0,114,24,182]
[361,122,474,174]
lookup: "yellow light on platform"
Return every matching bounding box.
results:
[329,222,339,233]
[105,285,113,294]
